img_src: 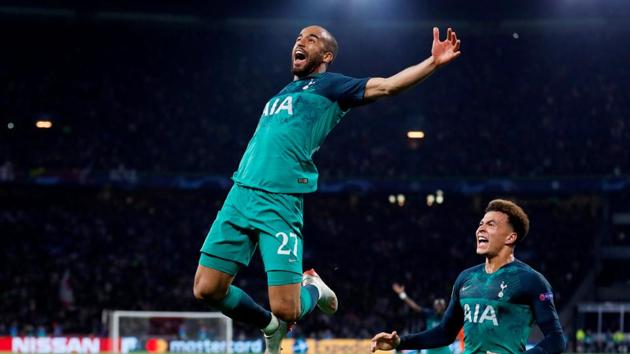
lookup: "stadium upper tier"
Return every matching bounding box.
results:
[1,21,628,180]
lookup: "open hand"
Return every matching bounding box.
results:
[392,283,405,294]
[432,27,461,67]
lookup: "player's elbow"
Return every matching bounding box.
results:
[365,78,398,100]
[387,82,406,96]
[532,332,566,354]
[378,81,401,97]
[559,334,568,353]
[549,331,567,353]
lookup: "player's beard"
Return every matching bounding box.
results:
[292,53,323,78]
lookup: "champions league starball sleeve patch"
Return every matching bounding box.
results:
[539,292,554,301]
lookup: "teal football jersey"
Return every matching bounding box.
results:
[232,72,368,193]
[398,260,565,354]
[455,261,557,353]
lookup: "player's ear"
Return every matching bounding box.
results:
[323,51,334,64]
[505,232,518,246]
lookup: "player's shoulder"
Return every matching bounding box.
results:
[513,259,553,287]
[321,71,346,79]
[305,72,368,105]
[463,263,486,275]
[315,72,352,84]
[513,259,544,276]
[456,263,485,282]
[450,263,485,292]
[321,71,368,83]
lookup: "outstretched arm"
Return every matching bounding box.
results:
[372,276,465,352]
[371,297,462,352]
[364,27,461,100]
[392,283,423,312]
[395,294,463,350]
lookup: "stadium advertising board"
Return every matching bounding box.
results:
[1,337,101,354]
[0,337,262,354]
[0,336,393,353]
[280,338,394,354]
[0,337,396,354]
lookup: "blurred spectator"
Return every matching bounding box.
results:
[1,14,628,346]
[0,161,14,182]
[0,186,600,338]
[1,23,628,180]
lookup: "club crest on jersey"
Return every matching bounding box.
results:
[262,96,293,116]
[464,303,499,326]
[498,281,507,298]
[302,79,316,90]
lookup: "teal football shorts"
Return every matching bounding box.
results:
[200,184,304,285]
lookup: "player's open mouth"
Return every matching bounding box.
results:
[294,50,307,65]
[477,236,488,244]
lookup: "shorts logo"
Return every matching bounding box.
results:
[539,292,554,301]
[297,178,308,184]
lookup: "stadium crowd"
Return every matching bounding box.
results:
[1,186,599,345]
[1,16,629,354]
[1,23,628,179]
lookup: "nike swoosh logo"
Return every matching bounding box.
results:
[461,285,471,291]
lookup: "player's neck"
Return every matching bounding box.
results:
[484,252,515,274]
[293,65,328,81]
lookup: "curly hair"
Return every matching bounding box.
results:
[485,199,530,243]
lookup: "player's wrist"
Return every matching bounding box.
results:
[426,55,439,69]
[399,292,408,300]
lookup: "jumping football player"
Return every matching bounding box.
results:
[193,25,461,354]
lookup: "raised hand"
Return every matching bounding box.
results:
[431,27,461,67]
[370,331,401,352]
[392,283,405,294]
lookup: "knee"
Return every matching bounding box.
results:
[193,278,228,304]
[271,302,301,323]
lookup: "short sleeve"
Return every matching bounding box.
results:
[318,72,369,109]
